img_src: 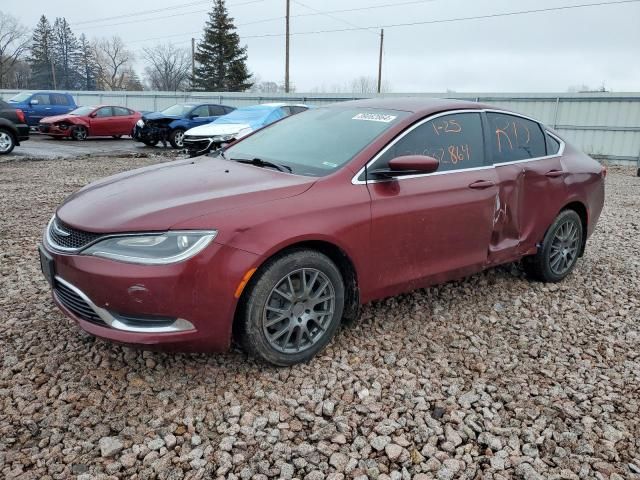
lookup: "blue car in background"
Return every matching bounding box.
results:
[133,103,235,148]
[8,91,77,126]
[183,103,310,156]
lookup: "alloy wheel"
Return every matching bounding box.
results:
[173,130,184,147]
[262,268,335,354]
[74,127,87,141]
[549,220,580,275]
[0,132,12,152]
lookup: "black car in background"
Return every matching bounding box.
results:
[133,103,235,148]
[0,100,29,155]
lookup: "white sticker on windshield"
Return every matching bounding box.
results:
[322,161,338,168]
[352,113,397,123]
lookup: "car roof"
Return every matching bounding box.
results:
[326,97,492,115]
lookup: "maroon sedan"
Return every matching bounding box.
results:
[39,98,605,365]
[38,105,141,140]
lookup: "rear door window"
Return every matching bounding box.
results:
[208,105,226,116]
[51,94,70,106]
[113,107,131,116]
[372,112,485,173]
[486,112,546,163]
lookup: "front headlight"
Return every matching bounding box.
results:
[213,134,236,142]
[136,119,144,127]
[83,231,217,265]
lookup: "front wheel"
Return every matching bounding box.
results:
[237,250,345,366]
[71,125,88,141]
[168,129,185,148]
[142,139,159,147]
[0,129,16,154]
[112,134,122,139]
[524,210,583,282]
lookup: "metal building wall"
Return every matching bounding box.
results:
[2,90,638,165]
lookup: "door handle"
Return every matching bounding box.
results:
[468,180,495,189]
[545,169,564,178]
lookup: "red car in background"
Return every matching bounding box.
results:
[39,98,605,366]
[38,105,141,140]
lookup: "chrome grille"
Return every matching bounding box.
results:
[54,280,108,327]
[48,217,102,251]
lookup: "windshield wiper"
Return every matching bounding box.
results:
[232,157,292,173]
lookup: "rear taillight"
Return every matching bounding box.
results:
[15,109,25,124]
[600,164,607,178]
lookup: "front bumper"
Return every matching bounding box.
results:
[41,240,260,352]
[38,123,72,137]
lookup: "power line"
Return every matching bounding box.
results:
[86,0,441,36]
[74,0,212,25]
[124,0,639,48]
[236,0,640,39]
[78,0,268,30]
[291,0,378,35]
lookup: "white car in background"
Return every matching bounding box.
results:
[183,103,309,156]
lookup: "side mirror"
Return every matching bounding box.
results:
[189,113,199,119]
[29,99,39,105]
[89,112,97,118]
[370,155,440,178]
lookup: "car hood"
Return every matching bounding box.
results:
[39,114,78,124]
[185,123,251,137]
[143,112,181,122]
[56,157,315,233]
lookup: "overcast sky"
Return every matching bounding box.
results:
[4,0,639,92]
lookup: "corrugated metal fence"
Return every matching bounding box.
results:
[2,90,639,165]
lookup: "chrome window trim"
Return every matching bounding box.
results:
[54,276,195,333]
[351,109,566,185]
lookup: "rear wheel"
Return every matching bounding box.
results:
[143,139,159,147]
[238,250,345,366]
[0,129,16,154]
[169,129,185,148]
[112,134,123,139]
[524,210,583,282]
[71,125,88,141]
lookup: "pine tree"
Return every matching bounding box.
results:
[52,18,81,90]
[29,15,55,89]
[193,0,252,91]
[78,34,97,90]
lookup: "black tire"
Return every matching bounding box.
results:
[168,129,185,148]
[112,134,123,139]
[71,125,88,141]
[237,249,345,366]
[523,210,583,282]
[143,139,159,147]
[0,128,16,155]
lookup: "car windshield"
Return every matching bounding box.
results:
[215,107,273,124]
[224,107,409,176]
[70,106,95,116]
[9,92,32,102]
[161,104,194,116]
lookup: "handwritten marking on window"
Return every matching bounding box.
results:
[432,119,462,136]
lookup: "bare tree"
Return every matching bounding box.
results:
[0,12,30,88]
[142,43,191,91]
[93,36,135,90]
[348,76,391,94]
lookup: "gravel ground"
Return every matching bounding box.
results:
[1,158,639,480]
[2,134,174,161]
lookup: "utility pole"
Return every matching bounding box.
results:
[50,58,57,90]
[191,38,196,81]
[285,0,290,93]
[377,29,384,94]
